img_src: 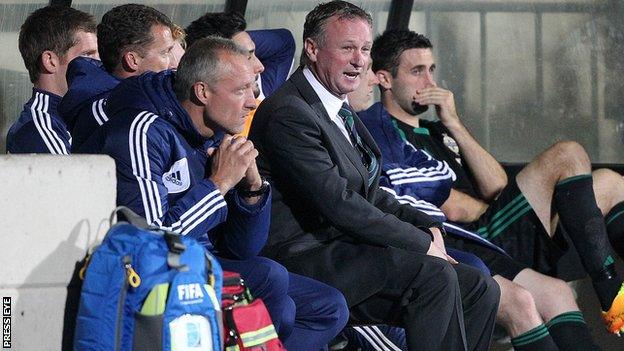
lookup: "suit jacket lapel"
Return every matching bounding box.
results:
[290,69,369,188]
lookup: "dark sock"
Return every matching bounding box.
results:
[510,324,558,351]
[546,311,599,351]
[554,174,623,310]
[606,201,624,258]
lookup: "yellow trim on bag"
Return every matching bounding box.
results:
[240,325,278,346]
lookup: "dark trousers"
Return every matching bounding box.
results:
[344,248,493,351]
[218,256,350,351]
[349,248,500,351]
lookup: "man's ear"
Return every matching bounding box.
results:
[121,51,141,73]
[191,81,210,105]
[303,37,318,63]
[40,50,60,74]
[376,70,393,90]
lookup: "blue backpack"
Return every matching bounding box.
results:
[74,207,223,351]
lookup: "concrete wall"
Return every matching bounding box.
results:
[0,155,116,350]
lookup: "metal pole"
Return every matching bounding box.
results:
[225,0,248,15]
[535,12,543,114]
[480,11,489,150]
[387,0,414,30]
[49,0,72,6]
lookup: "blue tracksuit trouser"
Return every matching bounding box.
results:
[218,256,349,350]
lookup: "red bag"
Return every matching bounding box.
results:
[222,271,287,351]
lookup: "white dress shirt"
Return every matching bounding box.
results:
[302,67,353,145]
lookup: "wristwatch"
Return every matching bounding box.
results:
[239,178,270,198]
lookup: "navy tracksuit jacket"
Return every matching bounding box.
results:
[7,88,71,154]
[59,57,120,152]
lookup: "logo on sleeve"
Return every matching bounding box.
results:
[442,133,462,165]
[162,158,190,193]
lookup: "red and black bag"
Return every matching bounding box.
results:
[222,271,287,351]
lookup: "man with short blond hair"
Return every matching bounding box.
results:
[184,11,295,136]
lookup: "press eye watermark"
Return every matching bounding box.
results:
[2,297,10,349]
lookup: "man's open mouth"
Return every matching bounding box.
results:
[343,71,360,80]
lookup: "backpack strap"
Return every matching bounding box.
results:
[164,232,189,272]
[109,206,150,229]
[109,206,190,271]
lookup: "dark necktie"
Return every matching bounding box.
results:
[338,103,378,186]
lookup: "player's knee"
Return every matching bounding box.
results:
[541,278,575,304]
[593,168,623,187]
[594,168,624,198]
[503,285,539,321]
[549,141,590,167]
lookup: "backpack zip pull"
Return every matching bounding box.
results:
[78,253,93,280]
[125,261,141,288]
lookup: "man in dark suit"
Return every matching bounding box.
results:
[249,1,500,350]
